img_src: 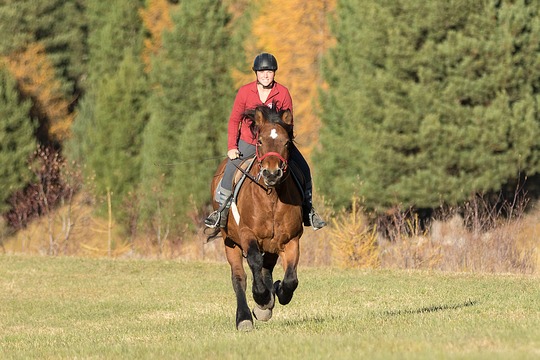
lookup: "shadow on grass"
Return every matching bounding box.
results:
[382,299,478,316]
[280,315,330,327]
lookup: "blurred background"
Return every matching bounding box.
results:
[0,0,538,273]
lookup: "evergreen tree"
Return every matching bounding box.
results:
[84,0,145,84]
[0,1,85,143]
[0,0,86,97]
[69,0,145,163]
[317,0,540,212]
[140,0,234,226]
[71,0,144,154]
[0,66,36,212]
[84,52,148,220]
[67,0,147,225]
[5,43,74,142]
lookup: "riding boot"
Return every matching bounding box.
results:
[302,182,326,230]
[204,188,232,229]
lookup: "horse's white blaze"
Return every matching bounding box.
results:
[270,128,278,139]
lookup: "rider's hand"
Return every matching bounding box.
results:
[227,149,240,160]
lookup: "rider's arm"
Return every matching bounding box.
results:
[227,88,246,154]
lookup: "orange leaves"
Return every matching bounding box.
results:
[4,43,74,141]
[139,0,176,73]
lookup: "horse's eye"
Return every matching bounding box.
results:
[257,139,263,146]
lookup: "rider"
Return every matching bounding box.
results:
[204,52,326,230]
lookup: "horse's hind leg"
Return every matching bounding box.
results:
[225,242,253,331]
[253,253,278,321]
[275,238,299,305]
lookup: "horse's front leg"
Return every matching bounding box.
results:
[252,252,278,321]
[246,242,273,311]
[225,240,253,331]
[275,238,299,305]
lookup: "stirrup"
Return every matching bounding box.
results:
[204,210,221,228]
[308,208,326,231]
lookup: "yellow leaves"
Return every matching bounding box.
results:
[139,0,177,73]
[4,43,74,141]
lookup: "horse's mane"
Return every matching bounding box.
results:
[243,105,294,140]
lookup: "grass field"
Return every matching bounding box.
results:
[1,255,538,359]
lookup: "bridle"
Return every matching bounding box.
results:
[255,129,289,173]
[232,120,292,192]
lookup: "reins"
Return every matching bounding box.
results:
[232,158,269,192]
[232,152,291,193]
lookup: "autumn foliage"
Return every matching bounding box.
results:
[251,0,336,158]
[5,43,74,142]
[139,0,176,73]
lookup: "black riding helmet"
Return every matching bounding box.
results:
[252,53,278,72]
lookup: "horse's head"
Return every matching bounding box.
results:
[249,106,294,187]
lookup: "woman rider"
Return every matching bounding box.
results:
[204,53,326,230]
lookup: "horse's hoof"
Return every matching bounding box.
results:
[237,319,254,331]
[253,306,273,321]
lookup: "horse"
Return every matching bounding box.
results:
[208,105,304,331]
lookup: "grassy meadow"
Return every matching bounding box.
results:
[1,255,539,359]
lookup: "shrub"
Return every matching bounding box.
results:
[329,197,379,269]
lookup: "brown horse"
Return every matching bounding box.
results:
[208,105,303,331]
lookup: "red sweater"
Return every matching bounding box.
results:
[227,81,293,150]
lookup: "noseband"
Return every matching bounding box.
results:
[255,147,288,172]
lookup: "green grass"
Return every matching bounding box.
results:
[1,255,538,359]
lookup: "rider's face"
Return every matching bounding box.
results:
[256,70,275,87]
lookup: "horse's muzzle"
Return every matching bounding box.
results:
[261,167,283,186]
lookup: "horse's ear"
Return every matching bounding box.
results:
[255,108,265,126]
[281,109,293,125]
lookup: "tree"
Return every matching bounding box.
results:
[139,0,235,227]
[0,0,86,97]
[317,0,540,212]
[0,0,85,143]
[0,65,36,212]
[84,52,148,222]
[252,0,336,159]
[84,0,145,84]
[139,0,177,73]
[68,0,147,227]
[5,43,74,142]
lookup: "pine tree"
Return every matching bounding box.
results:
[0,65,36,212]
[139,0,235,226]
[317,0,540,212]
[69,0,145,165]
[5,43,74,142]
[0,0,86,97]
[67,0,147,225]
[84,52,148,221]
[139,0,177,73]
[0,0,85,143]
[85,0,145,83]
